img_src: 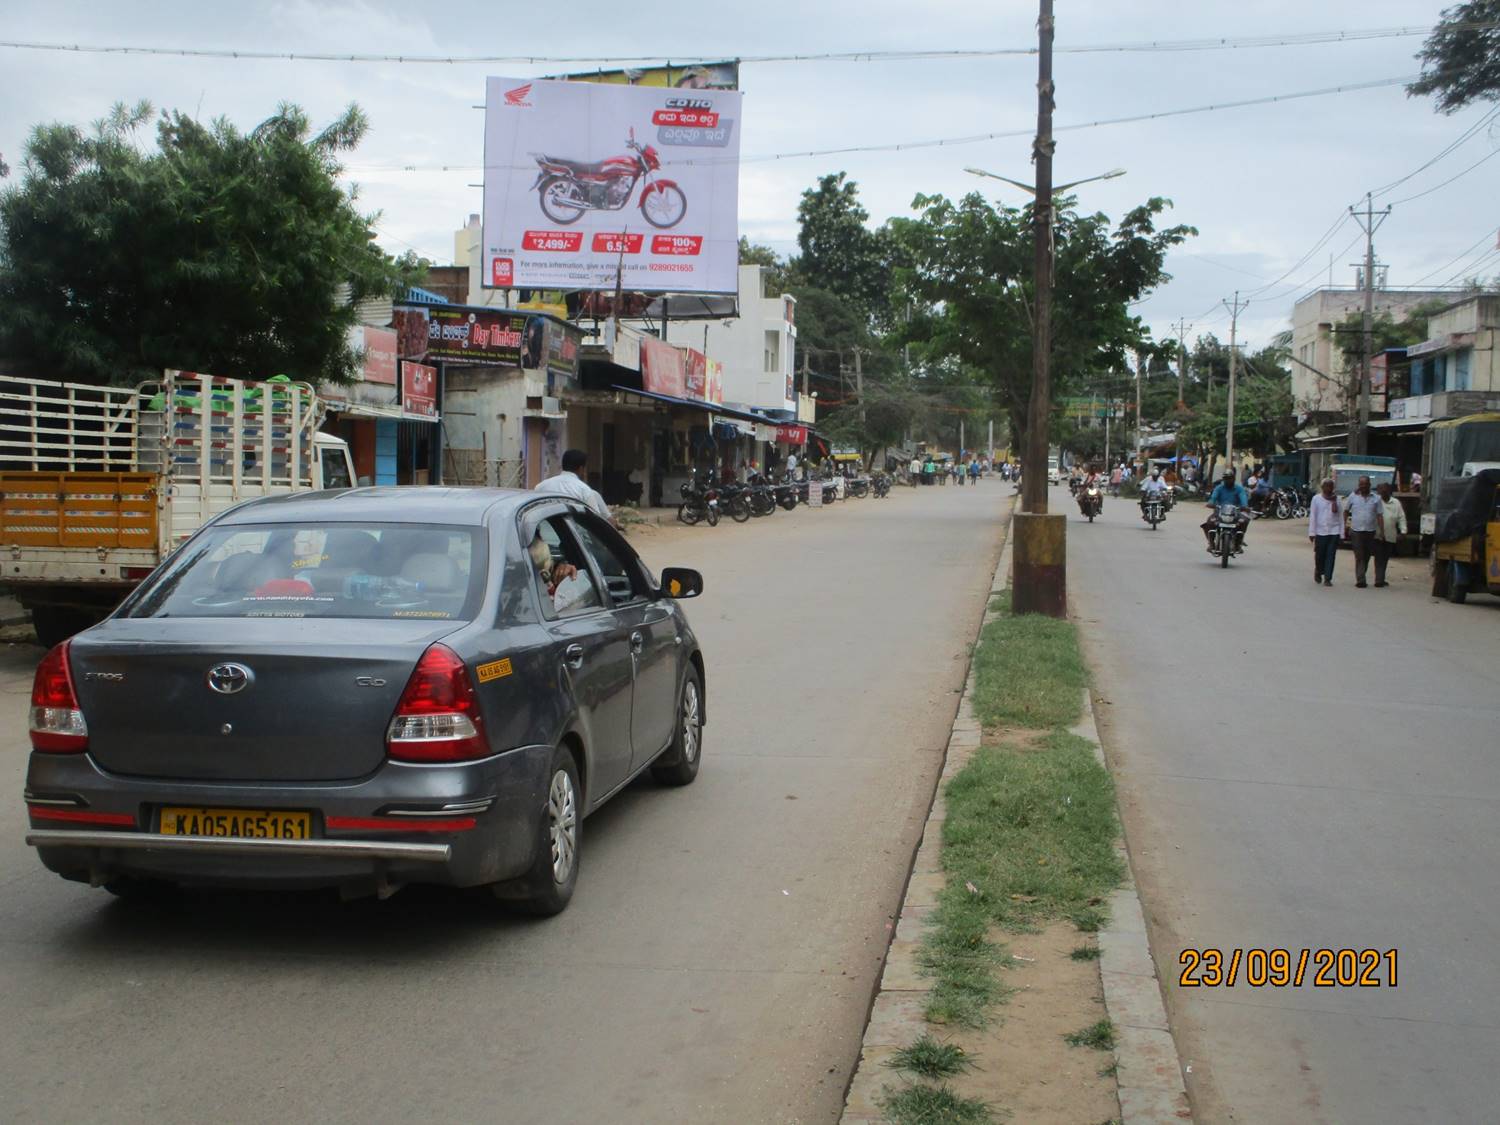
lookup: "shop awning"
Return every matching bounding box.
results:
[610,385,773,428]
[1367,417,1430,430]
[326,400,440,424]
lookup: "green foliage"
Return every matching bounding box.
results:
[1332,299,1450,388]
[880,1083,996,1125]
[1408,0,1500,113]
[887,1035,976,1080]
[1064,1019,1117,1051]
[736,236,791,294]
[1070,944,1101,961]
[971,591,1088,729]
[795,172,893,318]
[0,100,418,386]
[893,190,1194,450]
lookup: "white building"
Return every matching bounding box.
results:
[700,265,798,415]
[1290,287,1454,414]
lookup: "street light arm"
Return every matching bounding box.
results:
[964,166,1125,195]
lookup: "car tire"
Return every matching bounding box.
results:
[652,669,703,787]
[493,744,581,916]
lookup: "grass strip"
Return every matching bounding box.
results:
[972,592,1087,730]
[920,731,1124,1025]
[880,1083,996,1125]
[886,1034,975,1080]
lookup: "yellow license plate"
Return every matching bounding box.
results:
[158,806,312,840]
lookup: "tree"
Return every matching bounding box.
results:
[1408,1,1500,112]
[892,191,1194,454]
[794,173,891,318]
[737,236,791,294]
[1326,299,1449,412]
[0,100,418,386]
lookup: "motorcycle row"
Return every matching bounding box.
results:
[677,467,892,526]
[1066,473,1316,569]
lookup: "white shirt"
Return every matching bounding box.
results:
[1345,491,1383,533]
[535,470,612,522]
[786,454,798,474]
[1141,477,1168,495]
[1377,496,1407,544]
[1308,493,1342,536]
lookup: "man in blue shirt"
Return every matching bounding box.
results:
[1201,469,1251,551]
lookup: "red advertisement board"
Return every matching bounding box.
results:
[640,335,686,397]
[360,326,398,385]
[775,424,807,445]
[684,348,707,400]
[402,362,438,418]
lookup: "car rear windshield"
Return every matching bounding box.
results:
[124,523,486,621]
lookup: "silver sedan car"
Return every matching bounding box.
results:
[24,488,706,915]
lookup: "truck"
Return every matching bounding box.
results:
[0,371,355,646]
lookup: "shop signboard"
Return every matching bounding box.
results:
[641,335,686,397]
[348,325,398,384]
[684,348,707,400]
[401,361,438,418]
[705,358,724,406]
[775,424,807,445]
[543,318,582,388]
[808,479,823,508]
[482,76,742,294]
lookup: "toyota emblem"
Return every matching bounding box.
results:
[206,662,254,695]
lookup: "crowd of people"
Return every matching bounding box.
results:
[906,456,1008,487]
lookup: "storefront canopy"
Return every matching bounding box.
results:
[612,385,772,428]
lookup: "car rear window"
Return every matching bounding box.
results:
[125,523,485,621]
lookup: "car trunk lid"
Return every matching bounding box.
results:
[70,618,466,782]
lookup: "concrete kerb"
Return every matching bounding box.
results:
[841,494,1193,1125]
[840,499,1015,1124]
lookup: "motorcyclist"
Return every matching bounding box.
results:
[1140,469,1169,509]
[1201,469,1250,551]
[1078,468,1104,514]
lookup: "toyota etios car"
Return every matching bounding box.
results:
[24,488,706,915]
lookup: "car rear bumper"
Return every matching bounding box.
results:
[24,743,553,896]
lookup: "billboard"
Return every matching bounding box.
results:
[401,362,438,418]
[483,76,742,295]
[348,325,398,385]
[640,335,686,397]
[557,61,738,90]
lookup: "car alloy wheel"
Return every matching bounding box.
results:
[681,679,701,764]
[548,768,578,883]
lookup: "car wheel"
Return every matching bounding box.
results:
[494,744,581,916]
[652,669,703,787]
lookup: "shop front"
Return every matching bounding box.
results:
[322,325,444,485]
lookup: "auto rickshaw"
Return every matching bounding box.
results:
[1430,468,1500,604]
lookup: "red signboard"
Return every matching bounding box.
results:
[522,230,585,253]
[775,424,807,445]
[402,361,438,418]
[640,335,686,397]
[651,234,704,256]
[684,348,707,400]
[591,232,645,254]
[360,326,398,385]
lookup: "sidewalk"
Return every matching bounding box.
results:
[840,504,1191,1124]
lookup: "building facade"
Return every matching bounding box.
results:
[700,265,797,415]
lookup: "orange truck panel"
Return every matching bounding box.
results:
[0,472,158,550]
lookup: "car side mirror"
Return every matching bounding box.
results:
[658,567,703,599]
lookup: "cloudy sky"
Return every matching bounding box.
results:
[2,0,1496,353]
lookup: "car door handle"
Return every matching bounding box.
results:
[629,631,644,654]
[563,644,585,669]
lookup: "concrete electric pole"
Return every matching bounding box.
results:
[1223,291,1248,470]
[1350,193,1390,456]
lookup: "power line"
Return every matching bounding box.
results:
[1387,144,1500,206]
[1371,105,1500,197]
[1238,210,1353,299]
[1408,227,1500,285]
[0,25,1487,66]
[1439,246,1500,288]
[347,74,1418,173]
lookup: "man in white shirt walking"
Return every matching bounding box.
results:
[1307,478,1343,586]
[1373,481,1407,588]
[535,449,618,527]
[1343,475,1385,589]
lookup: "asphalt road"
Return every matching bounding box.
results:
[0,479,1007,1124]
[1064,483,1500,1124]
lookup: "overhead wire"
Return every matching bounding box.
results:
[1408,228,1500,285]
[1387,145,1500,206]
[1370,105,1500,197]
[0,24,1491,65]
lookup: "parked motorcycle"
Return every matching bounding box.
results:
[1140,493,1166,530]
[847,475,871,499]
[743,472,778,517]
[1210,503,1243,568]
[1079,485,1103,522]
[872,473,892,498]
[531,128,687,229]
[715,477,753,523]
[677,473,720,527]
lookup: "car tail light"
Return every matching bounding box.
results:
[30,641,89,753]
[386,644,490,762]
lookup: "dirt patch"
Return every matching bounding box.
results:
[978,724,1051,750]
[939,921,1119,1123]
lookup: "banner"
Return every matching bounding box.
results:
[349,326,398,385]
[557,62,738,90]
[775,424,807,445]
[401,362,438,418]
[684,349,706,400]
[705,358,724,406]
[483,76,742,294]
[640,335,686,397]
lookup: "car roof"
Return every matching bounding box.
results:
[217,486,561,526]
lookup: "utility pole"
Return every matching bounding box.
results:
[1173,319,1190,408]
[1350,192,1390,456]
[1134,352,1143,467]
[988,418,994,467]
[1021,0,1055,516]
[854,346,865,431]
[1223,291,1248,470]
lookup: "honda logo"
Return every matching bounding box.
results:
[206,663,254,695]
[504,83,533,107]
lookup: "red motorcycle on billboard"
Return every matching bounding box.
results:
[530,128,687,229]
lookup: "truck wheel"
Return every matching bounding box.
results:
[31,606,90,649]
[1431,560,1450,599]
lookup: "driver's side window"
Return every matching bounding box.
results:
[526,516,601,619]
[569,515,642,605]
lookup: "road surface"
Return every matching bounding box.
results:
[0,479,1008,1124]
[1065,483,1500,1123]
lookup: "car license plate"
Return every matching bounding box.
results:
[158,806,312,840]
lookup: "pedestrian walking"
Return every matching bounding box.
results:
[1373,482,1407,588]
[1343,475,1384,588]
[1307,478,1342,586]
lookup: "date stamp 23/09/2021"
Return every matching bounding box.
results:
[1178,948,1398,988]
